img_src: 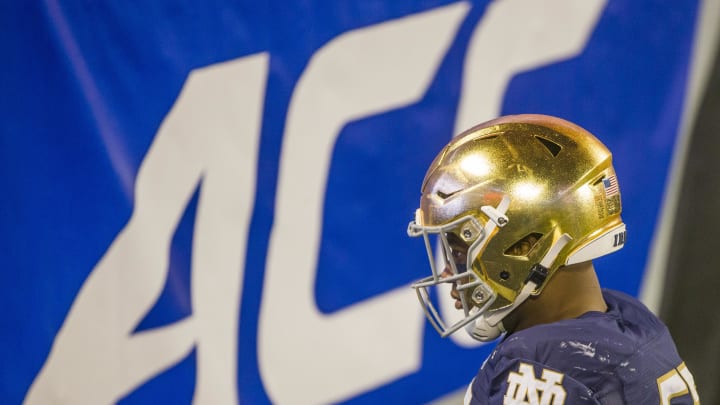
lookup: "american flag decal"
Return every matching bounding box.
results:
[603,175,619,197]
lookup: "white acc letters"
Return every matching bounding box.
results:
[25,1,606,404]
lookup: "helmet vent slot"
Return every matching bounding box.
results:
[504,233,543,257]
[534,136,562,157]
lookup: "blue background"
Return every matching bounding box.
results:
[1,0,699,403]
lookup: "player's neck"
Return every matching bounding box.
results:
[506,261,607,333]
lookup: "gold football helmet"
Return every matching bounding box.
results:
[407,114,626,341]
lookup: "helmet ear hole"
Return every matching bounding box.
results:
[504,233,543,257]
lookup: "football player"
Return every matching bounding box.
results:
[408,114,699,404]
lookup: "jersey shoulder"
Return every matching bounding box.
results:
[468,289,698,404]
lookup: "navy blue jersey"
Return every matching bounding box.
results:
[465,289,699,404]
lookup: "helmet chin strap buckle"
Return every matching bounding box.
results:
[524,263,549,290]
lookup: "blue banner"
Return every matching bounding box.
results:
[2,0,699,404]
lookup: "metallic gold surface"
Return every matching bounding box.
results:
[416,114,623,312]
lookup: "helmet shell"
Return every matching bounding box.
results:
[418,114,623,309]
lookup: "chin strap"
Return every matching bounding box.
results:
[466,233,572,342]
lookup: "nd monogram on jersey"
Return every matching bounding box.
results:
[504,363,566,405]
